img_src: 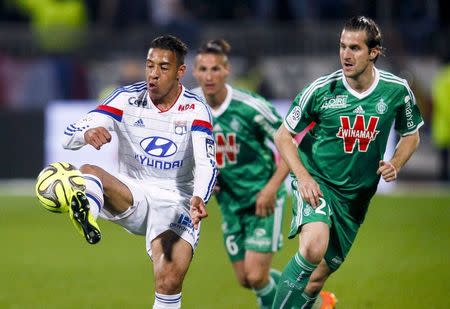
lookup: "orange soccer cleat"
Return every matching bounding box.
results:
[318,290,337,309]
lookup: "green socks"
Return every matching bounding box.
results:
[254,268,282,309]
[271,252,318,308]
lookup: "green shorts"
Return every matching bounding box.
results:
[289,179,363,271]
[219,195,286,262]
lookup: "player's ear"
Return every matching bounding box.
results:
[177,64,186,80]
[369,47,379,61]
[224,63,231,76]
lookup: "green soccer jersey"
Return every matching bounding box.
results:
[285,68,424,203]
[192,84,285,211]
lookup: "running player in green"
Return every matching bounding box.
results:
[273,16,423,308]
[191,39,289,309]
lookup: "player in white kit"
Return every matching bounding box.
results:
[62,35,217,309]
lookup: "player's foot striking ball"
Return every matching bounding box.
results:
[69,190,101,244]
[35,162,101,244]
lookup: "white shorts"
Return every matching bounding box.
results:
[99,173,200,258]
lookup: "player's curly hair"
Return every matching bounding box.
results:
[343,16,385,62]
[150,35,188,66]
[197,39,231,64]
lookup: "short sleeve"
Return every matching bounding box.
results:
[394,84,424,136]
[253,99,283,142]
[284,86,316,134]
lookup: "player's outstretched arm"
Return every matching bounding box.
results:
[190,196,207,229]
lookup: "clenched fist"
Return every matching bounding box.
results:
[84,127,112,150]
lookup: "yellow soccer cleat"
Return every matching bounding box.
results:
[69,190,101,244]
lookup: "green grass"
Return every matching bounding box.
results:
[1,194,449,308]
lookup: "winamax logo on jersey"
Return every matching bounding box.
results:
[336,115,380,153]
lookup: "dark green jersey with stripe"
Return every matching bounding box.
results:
[284,69,423,204]
[192,85,285,211]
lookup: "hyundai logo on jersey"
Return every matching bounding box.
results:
[140,136,178,157]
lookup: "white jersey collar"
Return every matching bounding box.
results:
[146,84,184,113]
[210,84,233,118]
[342,67,380,100]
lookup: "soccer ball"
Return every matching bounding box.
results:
[35,162,85,213]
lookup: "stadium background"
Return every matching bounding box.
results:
[0,1,449,308]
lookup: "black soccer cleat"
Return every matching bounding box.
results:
[69,191,101,245]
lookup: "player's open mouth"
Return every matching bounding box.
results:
[148,82,157,90]
[344,63,354,69]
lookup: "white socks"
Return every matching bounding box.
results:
[153,292,182,309]
[82,174,104,220]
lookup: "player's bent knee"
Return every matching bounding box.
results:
[80,164,103,176]
[245,271,268,289]
[246,276,266,289]
[231,267,250,288]
[300,246,325,265]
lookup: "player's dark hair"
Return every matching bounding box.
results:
[197,39,231,64]
[343,16,384,62]
[150,35,188,65]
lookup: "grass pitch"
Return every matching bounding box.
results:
[1,193,449,308]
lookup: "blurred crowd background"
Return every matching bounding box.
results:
[0,0,449,182]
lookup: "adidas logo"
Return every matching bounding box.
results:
[133,118,145,127]
[352,105,365,114]
[213,123,222,131]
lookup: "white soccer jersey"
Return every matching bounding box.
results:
[63,81,217,203]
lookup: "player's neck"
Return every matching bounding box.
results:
[206,85,227,110]
[153,84,182,111]
[346,66,375,93]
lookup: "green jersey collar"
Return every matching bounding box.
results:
[342,67,380,100]
[211,84,233,118]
